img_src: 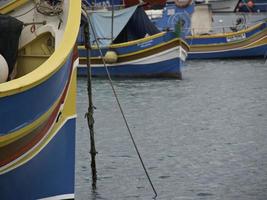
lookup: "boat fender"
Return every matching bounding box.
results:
[104,51,118,64]
[0,54,9,83]
[174,0,192,8]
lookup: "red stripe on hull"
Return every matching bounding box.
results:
[0,50,77,167]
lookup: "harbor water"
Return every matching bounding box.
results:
[76,59,267,200]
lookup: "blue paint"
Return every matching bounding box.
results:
[78,31,180,58]
[152,3,194,37]
[188,44,267,59]
[78,57,183,77]
[187,21,267,59]
[0,54,73,135]
[78,31,185,77]
[0,118,76,200]
[187,23,267,45]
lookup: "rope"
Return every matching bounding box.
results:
[83,19,97,190]
[82,7,158,199]
[36,0,63,16]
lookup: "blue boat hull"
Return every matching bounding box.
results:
[0,118,76,200]
[78,57,184,78]
[188,43,267,59]
[187,21,267,59]
[0,54,77,200]
[0,56,72,134]
[0,0,80,199]
[148,3,267,59]
[78,32,189,79]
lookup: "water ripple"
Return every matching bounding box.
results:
[76,59,267,200]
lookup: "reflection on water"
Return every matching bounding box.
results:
[76,59,267,200]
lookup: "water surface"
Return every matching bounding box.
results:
[76,59,267,200]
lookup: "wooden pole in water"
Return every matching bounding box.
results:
[84,22,97,189]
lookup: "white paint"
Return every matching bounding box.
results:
[79,46,188,69]
[38,193,74,200]
[190,35,267,54]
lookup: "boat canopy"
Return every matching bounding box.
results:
[88,5,160,46]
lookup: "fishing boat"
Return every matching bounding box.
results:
[188,21,267,59]
[78,5,189,79]
[149,2,267,59]
[188,3,267,59]
[0,0,80,199]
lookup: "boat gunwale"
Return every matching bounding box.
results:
[79,31,190,50]
[188,25,267,49]
[79,38,188,65]
[187,21,266,39]
[0,0,81,97]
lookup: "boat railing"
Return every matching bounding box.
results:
[188,24,249,35]
[181,19,266,36]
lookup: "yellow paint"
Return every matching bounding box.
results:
[0,67,77,174]
[109,32,166,48]
[0,0,29,14]
[79,38,189,60]
[0,0,81,97]
[187,22,265,39]
[63,67,77,117]
[16,33,54,78]
[0,0,80,173]
[79,32,166,49]
[190,27,267,48]
[0,95,62,147]
[242,36,267,49]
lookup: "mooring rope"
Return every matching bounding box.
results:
[82,7,158,199]
[83,17,97,189]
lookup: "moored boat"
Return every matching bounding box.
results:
[0,0,80,199]
[188,3,267,59]
[78,5,189,79]
[188,20,267,59]
[149,2,267,59]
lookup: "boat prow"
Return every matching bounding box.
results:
[0,0,80,199]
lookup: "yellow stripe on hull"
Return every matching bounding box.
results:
[0,0,81,97]
[0,96,62,147]
[187,22,266,39]
[243,36,267,49]
[190,28,267,52]
[79,38,189,60]
[0,66,77,174]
